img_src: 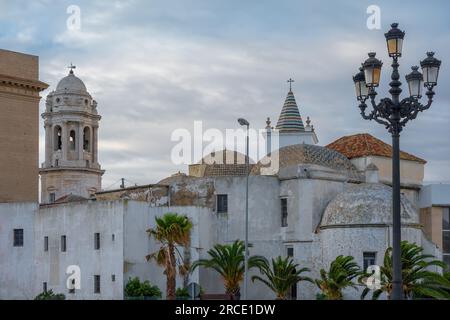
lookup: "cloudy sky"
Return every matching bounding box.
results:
[1,0,449,188]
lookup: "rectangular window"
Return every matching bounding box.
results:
[94,233,101,250]
[442,207,450,230]
[443,231,450,254]
[287,247,294,257]
[68,279,75,294]
[217,194,228,213]
[13,229,24,247]
[61,235,66,252]
[111,274,116,282]
[281,198,288,227]
[363,252,377,271]
[43,282,47,293]
[286,246,296,299]
[443,208,450,269]
[94,275,101,293]
[44,236,49,252]
[49,193,56,203]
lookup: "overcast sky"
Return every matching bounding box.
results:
[1,0,449,189]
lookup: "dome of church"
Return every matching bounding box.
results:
[251,144,358,176]
[56,70,87,93]
[320,183,418,227]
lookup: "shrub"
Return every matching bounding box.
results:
[34,290,65,300]
[175,287,190,299]
[124,277,162,299]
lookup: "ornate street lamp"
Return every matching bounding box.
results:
[352,23,441,300]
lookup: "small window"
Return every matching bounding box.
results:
[217,194,228,213]
[94,233,100,250]
[281,198,288,227]
[112,234,115,241]
[43,282,47,293]
[111,274,116,282]
[94,275,101,293]
[44,236,49,252]
[363,252,377,271]
[68,278,75,294]
[287,247,294,257]
[13,229,24,247]
[49,193,56,204]
[61,235,67,252]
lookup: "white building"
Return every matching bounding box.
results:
[0,69,447,300]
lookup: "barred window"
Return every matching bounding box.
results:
[217,194,228,213]
[13,229,24,247]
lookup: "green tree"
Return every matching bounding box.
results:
[191,240,265,296]
[315,255,361,300]
[360,241,450,300]
[146,213,193,300]
[252,256,312,300]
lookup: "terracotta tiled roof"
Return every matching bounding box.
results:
[326,133,426,164]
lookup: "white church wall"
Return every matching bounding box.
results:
[0,202,37,299]
[320,226,423,299]
[280,178,345,242]
[35,200,125,299]
[201,176,285,299]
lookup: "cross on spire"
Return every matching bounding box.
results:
[287,78,294,92]
[68,63,76,74]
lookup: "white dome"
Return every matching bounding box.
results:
[321,183,418,227]
[56,71,87,93]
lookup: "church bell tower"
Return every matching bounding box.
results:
[40,65,104,203]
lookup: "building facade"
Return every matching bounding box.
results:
[0,49,48,202]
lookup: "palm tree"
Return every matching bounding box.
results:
[251,256,312,300]
[146,213,193,300]
[191,240,265,297]
[315,255,361,300]
[360,241,450,300]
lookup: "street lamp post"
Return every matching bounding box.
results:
[353,23,441,300]
[237,117,250,300]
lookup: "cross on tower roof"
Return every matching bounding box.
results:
[287,78,294,92]
[68,63,76,74]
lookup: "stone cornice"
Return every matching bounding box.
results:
[0,73,48,91]
[41,110,102,121]
[40,167,105,175]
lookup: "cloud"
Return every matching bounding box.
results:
[4,0,449,187]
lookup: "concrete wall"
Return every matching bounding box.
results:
[0,50,47,202]
[0,202,37,299]
[419,184,450,208]
[36,201,125,299]
[351,156,423,207]
[123,204,212,298]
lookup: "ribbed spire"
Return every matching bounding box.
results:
[275,90,305,132]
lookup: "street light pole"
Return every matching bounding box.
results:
[353,23,441,300]
[238,118,250,300]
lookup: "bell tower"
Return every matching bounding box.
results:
[40,65,104,203]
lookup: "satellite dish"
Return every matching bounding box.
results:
[187,282,201,299]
